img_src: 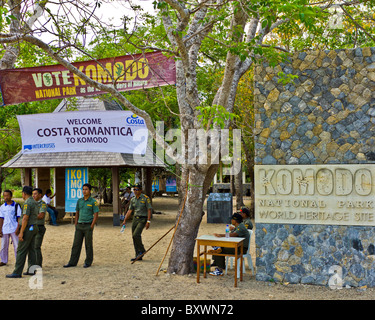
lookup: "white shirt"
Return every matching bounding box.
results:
[124,192,135,200]
[42,195,51,205]
[0,201,22,234]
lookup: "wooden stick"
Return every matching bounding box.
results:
[155,172,190,276]
[131,224,176,264]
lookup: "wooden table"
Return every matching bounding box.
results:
[195,235,245,287]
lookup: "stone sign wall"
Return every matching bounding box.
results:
[254,47,375,287]
[256,164,375,227]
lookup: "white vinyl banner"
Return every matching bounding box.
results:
[17,111,148,154]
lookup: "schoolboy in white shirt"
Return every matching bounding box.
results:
[0,190,22,266]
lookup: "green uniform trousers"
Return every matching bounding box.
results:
[132,216,147,255]
[28,225,46,269]
[13,225,39,276]
[212,247,248,270]
[68,223,94,266]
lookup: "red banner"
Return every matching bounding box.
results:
[0,51,176,106]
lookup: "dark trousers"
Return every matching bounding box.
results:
[212,247,248,270]
[13,225,39,275]
[132,216,147,255]
[28,225,46,269]
[68,223,93,266]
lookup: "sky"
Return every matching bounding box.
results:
[36,0,156,45]
[91,0,155,27]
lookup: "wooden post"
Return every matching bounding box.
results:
[54,167,66,220]
[24,168,32,186]
[112,167,120,226]
[145,167,153,203]
[35,168,51,194]
[53,168,66,207]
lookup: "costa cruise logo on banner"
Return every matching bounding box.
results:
[17,110,148,155]
[126,114,145,125]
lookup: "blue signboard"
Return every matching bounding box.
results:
[152,179,159,192]
[65,167,88,212]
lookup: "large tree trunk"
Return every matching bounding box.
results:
[167,164,217,274]
[167,174,205,274]
[163,8,248,274]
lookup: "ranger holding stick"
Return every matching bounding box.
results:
[121,183,152,262]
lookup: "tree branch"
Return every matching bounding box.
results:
[261,44,289,53]
[339,4,375,42]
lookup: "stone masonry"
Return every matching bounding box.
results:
[254,47,375,165]
[254,47,375,287]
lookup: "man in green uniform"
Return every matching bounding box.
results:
[121,184,152,261]
[6,186,39,278]
[25,188,47,273]
[64,183,99,268]
[209,213,250,276]
[240,207,253,230]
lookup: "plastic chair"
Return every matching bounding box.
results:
[225,229,254,277]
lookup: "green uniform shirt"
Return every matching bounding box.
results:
[129,194,152,217]
[243,217,253,230]
[36,199,48,225]
[19,196,39,227]
[231,222,250,249]
[75,196,99,223]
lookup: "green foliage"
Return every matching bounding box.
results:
[89,167,135,190]
[15,42,60,68]
[196,104,239,130]
[12,190,22,198]
[270,1,375,51]
[123,86,179,127]
[5,169,22,188]
[0,6,16,32]
[0,118,20,166]
[0,99,60,127]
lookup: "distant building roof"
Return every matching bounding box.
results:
[2,96,165,169]
[2,150,164,168]
[53,96,123,112]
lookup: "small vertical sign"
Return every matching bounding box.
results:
[166,176,177,192]
[65,167,88,212]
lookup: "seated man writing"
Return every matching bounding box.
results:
[209,213,249,276]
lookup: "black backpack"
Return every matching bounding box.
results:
[14,202,21,221]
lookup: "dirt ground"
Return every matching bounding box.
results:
[0,196,374,301]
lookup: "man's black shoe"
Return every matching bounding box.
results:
[131,257,142,261]
[83,263,91,268]
[6,273,22,278]
[131,253,144,262]
[63,263,76,268]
